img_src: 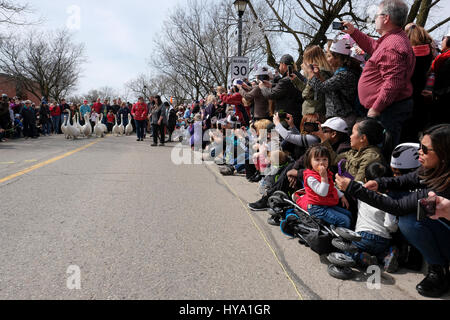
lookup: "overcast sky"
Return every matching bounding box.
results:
[5,0,450,98]
[27,0,183,96]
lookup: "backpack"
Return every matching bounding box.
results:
[280,209,334,255]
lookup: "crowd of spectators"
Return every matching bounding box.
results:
[1,0,449,299]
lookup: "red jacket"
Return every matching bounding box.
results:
[131,102,148,121]
[298,169,339,210]
[92,102,103,114]
[219,93,250,124]
[107,113,115,123]
[50,105,61,117]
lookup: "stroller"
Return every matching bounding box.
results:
[267,191,364,280]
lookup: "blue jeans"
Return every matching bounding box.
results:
[43,121,51,135]
[308,205,352,229]
[135,120,146,140]
[377,98,413,148]
[350,231,391,262]
[399,213,450,266]
[52,116,61,134]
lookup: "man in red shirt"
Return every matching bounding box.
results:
[92,98,103,114]
[343,0,415,147]
[131,97,148,142]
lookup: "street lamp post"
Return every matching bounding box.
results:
[233,0,248,57]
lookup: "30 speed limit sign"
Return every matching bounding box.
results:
[230,56,249,81]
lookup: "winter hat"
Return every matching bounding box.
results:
[321,117,349,134]
[254,66,269,76]
[279,54,295,65]
[232,79,243,86]
[330,34,353,56]
[390,143,421,170]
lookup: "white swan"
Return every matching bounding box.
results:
[67,112,81,140]
[61,114,69,139]
[76,113,83,134]
[125,115,133,136]
[99,114,108,134]
[118,114,125,136]
[112,114,120,137]
[82,114,92,138]
[94,116,104,138]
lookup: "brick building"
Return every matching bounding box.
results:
[0,73,42,105]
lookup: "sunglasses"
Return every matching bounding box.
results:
[420,143,434,155]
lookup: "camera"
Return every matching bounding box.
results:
[288,65,294,76]
[304,122,320,133]
[278,111,287,121]
[417,196,436,221]
[332,22,345,30]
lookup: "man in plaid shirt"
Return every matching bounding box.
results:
[343,0,415,147]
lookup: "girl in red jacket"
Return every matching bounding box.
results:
[297,145,352,228]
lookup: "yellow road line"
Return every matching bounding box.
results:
[0,141,100,184]
[210,166,304,300]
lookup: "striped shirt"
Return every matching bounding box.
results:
[352,28,415,113]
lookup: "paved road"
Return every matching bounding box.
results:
[0,135,448,300]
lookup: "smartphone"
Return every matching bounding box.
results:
[304,122,320,133]
[332,22,344,30]
[288,65,293,76]
[417,196,437,221]
[278,112,287,120]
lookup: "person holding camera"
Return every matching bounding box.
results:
[335,124,450,298]
[150,96,167,147]
[341,0,415,148]
[238,66,272,121]
[219,81,250,127]
[259,54,303,129]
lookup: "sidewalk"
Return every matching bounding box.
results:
[204,161,450,300]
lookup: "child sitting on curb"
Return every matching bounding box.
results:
[297,145,352,229]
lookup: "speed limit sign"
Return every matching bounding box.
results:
[230,56,249,81]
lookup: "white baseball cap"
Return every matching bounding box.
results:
[254,66,269,76]
[322,117,349,134]
[330,34,355,56]
[391,143,421,170]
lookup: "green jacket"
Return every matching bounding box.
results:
[292,70,332,117]
[334,145,384,183]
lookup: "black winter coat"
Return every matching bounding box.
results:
[346,170,450,226]
[260,75,303,119]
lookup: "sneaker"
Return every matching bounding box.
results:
[416,264,450,298]
[219,165,235,176]
[359,252,378,268]
[248,196,269,211]
[384,246,399,273]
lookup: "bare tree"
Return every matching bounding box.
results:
[151,0,271,100]
[0,0,32,25]
[0,29,86,102]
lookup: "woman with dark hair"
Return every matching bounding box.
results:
[331,118,387,183]
[150,97,167,147]
[336,124,450,298]
[401,24,436,142]
[305,36,361,128]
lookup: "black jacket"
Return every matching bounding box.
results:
[260,75,303,118]
[346,170,450,225]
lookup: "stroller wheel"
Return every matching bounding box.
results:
[332,238,359,254]
[273,191,289,201]
[267,216,281,226]
[334,228,362,242]
[328,264,354,280]
[327,252,356,268]
[268,195,284,209]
